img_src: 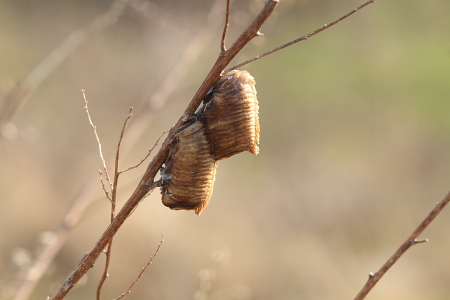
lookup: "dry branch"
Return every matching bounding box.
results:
[96,107,133,300]
[221,0,231,52]
[49,2,279,299]
[354,191,450,300]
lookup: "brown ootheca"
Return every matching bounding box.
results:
[202,70,260,161]
[160,119,217,215]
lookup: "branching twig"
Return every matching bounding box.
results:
[49,2,279,299]
[82,90,113,191]
[226,0,375,72]
[96,108,133,300]
[221,0,231,52]
[353,191,450,300]
[113,235,164,300]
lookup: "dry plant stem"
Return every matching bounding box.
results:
[221,0,231,52]
[354,191,450,300]
[83,90,113,191]
[96,108,133,300]
[113,235,164,300]
[0,0,129,127]
[112,107,134,207]
[50,2,279,299]
[226,0,375,72]
[96,241,113,300]
[16,2,225,299]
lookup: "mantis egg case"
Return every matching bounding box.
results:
[203,70,260,161]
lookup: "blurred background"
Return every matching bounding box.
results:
[1,0,450,299]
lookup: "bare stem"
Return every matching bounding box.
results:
[113,235,164,300]
[221,0,231,52]
[353,191,450,300]
[96,108,133,300]
[112,107,134,204]
[226,0,375,72]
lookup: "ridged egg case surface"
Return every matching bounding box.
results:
[161,120,217,215]
[203,70,260,161]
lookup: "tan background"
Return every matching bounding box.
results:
[1,0,450,299]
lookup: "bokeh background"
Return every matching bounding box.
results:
[1,0,450,299]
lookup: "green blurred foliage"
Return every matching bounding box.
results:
[1,0,450,299]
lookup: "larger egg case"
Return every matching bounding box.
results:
[203,70,260,160]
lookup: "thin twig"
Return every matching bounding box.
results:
[16,2,226,298]
[354,191,450,300]
[0,0,129,127]
[96,108,133,300]
[119,131,165,174]
[221,0,231,52]
[113,235,164,300]
[112,107,134,205]
[226,0,375,72]
[50,2,279,299]
[82,90,113,191]
[96,242,113,300]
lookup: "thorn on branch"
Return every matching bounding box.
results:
[411,239,428,245]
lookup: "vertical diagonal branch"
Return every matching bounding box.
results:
[82,90,113,191]
[354,191,450,300]
[221,0,231,52]
[96,108,133,300]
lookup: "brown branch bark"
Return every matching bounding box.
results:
[49,1,279,299]
[353,191,450,300]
